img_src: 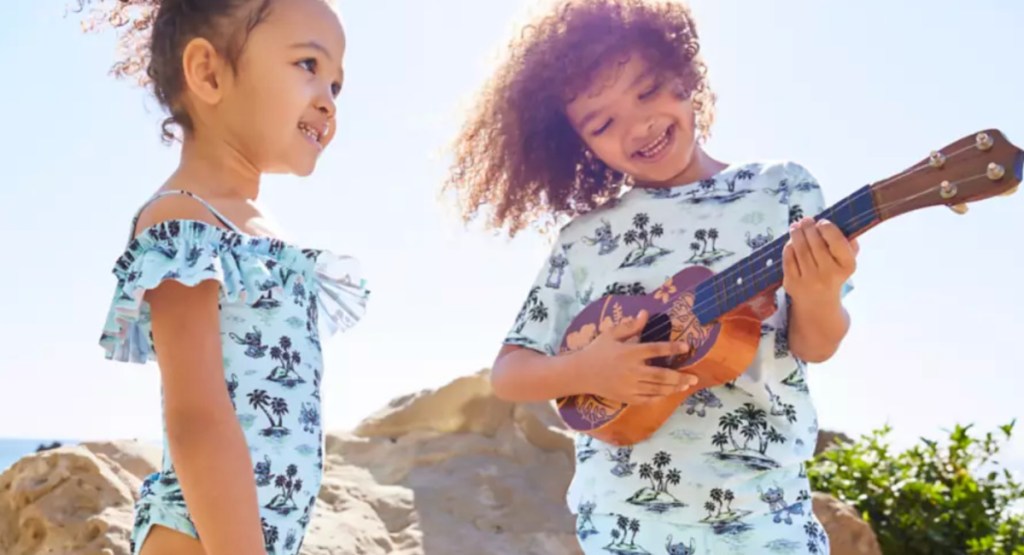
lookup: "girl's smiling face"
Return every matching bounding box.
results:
[209,0,347,176]
[565,51,699,187]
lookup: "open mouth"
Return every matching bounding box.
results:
[633,124,675,160]
[298,122,325,150]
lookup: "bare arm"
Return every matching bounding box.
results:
[139,198,266,555]
[788,297,850,363]
[149,277,266,555]
[491,312,696,404]
[491,344,587,402]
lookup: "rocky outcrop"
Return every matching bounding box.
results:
[0,370,879,555]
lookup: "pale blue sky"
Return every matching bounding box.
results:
[0,1,1021,469]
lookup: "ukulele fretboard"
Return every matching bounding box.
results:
[693,185,878,324]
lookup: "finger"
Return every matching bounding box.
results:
[801,219,831,270]
[817,220,856,270]
[850,237,860,257]
[608,310,648,341]
[634,375,698,398]
[635,366,698,388]
[790,222,816,275]
[782,240,801,280]
[635,340,691,360]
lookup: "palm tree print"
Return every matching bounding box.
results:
[619,212,672,268]
[789,204,804,225]
[253,278,283,310]
[699,487,752,534]
[248,389,291,438]
[262,516,279,555]
[603,282,647,296]
[686,228,734,266]
[267,336,305,387]
[626,450,685,513]
[512,286,548,335]
[602,514,649,554]
[708,403,786,470]
[265,463,303,515]
[805,519,828,553]
[725,168,756,192]
[680,168,757,204]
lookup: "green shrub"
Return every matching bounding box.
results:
[808,421,1024,554]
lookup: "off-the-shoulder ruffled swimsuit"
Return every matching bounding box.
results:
[98,190,369,555]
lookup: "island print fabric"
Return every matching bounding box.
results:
[503,161,852,554]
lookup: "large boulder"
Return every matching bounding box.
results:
[0,370,880,555]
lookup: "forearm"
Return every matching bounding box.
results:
[787,296,850,363]
[491,347,584,402]
[166,408,266,555]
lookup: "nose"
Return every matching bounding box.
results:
[629,117,658,149]
[316,92,336,119]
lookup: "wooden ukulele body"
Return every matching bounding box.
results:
[556,266,767,446]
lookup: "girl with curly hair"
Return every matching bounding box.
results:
[445,1,856,552]
[79,1,368,554]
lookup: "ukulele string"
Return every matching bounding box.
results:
[631,168,990,341]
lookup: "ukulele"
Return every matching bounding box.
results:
[556,129,1022,446]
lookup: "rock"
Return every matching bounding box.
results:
[815,429,853,456]
[80,440,162,481]
[0,447,137,555]
[812,492,882,555]
[0,371,879,555]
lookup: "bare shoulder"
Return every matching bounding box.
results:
[132,191,228,239]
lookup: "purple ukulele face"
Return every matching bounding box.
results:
[557,266,722,432]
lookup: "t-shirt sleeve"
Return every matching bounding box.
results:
[502,233,581,356]
[786,162,854,298]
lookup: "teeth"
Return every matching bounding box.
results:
[299,123,320,143]
[638,127,671,158]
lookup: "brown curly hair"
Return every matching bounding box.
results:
[75,0,275,143]
[443,0,715,237]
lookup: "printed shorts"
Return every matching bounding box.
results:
[575,503,830,555]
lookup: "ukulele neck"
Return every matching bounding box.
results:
[693,185,878,324]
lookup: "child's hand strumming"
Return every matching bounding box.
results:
[569,310,697,405]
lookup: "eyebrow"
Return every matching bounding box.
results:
[575,67,657,130]
[291,40,334,60]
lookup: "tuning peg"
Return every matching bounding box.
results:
[987,163,1006,181]
[939,180,957,199]
[1003,185,1018,197]
[976,132,994,151]
[949,203,969,215]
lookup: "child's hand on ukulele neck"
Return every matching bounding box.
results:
[569,310,697,405]
[782,217,859,306]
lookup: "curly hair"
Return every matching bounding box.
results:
[443,0,715,237]
[75,0,275,143]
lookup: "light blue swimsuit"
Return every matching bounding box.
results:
[98,190,369,555]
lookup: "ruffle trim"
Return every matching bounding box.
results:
[99,220,368,363]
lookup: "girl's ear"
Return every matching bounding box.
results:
[181,37,230,107]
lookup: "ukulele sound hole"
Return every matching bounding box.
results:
[640,312,671,342]
[640,312,680,368]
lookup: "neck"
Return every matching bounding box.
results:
[635,146,728,189]
[166,130,262,200]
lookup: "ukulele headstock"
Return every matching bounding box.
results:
[872,129,1022,219]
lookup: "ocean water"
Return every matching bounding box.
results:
[0,438,78,473]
